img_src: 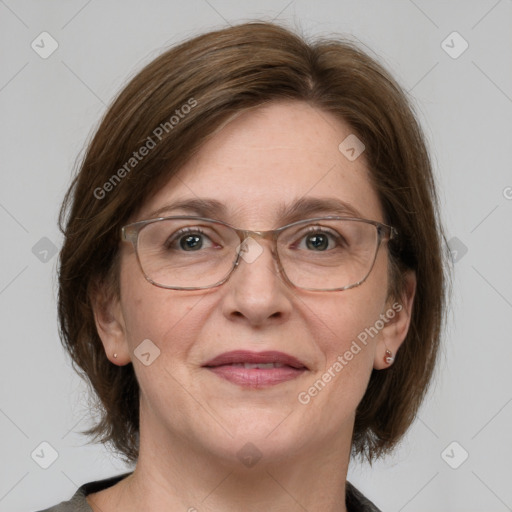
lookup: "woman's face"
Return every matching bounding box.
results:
[100,101,411,466]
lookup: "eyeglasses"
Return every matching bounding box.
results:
[121,216,397,291]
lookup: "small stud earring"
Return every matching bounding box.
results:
[113,353,118,359]
[384,349,394,365]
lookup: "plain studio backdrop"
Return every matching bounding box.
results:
[1,1,511,511]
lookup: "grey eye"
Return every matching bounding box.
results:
[179,234,204,251]
[305,233,330,251]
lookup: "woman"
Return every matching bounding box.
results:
[38,20,446,512]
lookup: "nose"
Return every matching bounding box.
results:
[220,236,293,326]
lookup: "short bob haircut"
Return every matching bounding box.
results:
[58,21,447,465]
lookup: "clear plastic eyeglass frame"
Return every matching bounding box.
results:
[121,215,398,292]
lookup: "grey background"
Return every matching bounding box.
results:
[1,1,511,511]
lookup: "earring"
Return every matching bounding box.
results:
[113,353,118,359]
[384,349,394,365]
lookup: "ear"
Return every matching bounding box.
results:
[373,270,416,370]
[90,278,131,366]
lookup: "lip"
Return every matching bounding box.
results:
[203,350,307,369]
[203,350,308,388]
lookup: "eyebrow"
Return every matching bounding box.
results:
[144,196,364,225]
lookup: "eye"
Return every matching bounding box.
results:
[166,228,214,251]
[296,227,345,252]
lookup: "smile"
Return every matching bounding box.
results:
[203,350,308,388]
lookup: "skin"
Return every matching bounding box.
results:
[89,101,415,512]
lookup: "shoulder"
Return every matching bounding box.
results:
[32,472,133,512]
[346,481,383,512]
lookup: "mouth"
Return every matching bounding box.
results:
[202,350,308,388]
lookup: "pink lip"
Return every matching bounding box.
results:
[203,350,308,388]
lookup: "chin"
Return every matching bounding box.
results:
[200,408,312,459]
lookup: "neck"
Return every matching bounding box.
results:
[106,406,352,512]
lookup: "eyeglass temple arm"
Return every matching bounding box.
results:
[121,225,138,244]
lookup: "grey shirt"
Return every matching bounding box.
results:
[35,472,382,512]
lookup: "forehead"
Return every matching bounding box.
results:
[139,101,383,227]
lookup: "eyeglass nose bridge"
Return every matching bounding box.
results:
[229,227,292,287]
[232,227,281,265]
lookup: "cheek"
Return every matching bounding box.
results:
[119,258,203,355]
[297,258,389,401]
[303,274,388,360]
[123,290,202,351]
[119,284,209,419]
[296,294,383,432]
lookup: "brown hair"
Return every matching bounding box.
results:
[58,21,448,465]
